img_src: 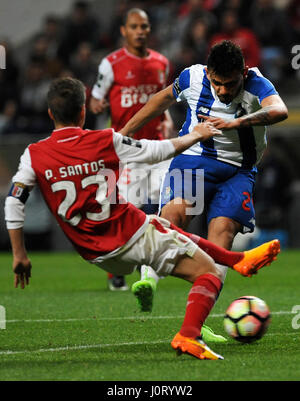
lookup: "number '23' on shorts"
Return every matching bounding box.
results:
[160,154,256,234]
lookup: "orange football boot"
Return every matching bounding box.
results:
[233,239,280,277]
[171,332,224,360]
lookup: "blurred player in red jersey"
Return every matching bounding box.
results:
[90,8,174,291]
[5,77,280,360]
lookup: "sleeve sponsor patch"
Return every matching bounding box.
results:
[173,77,181,96]
[122,137,142,148]
[96,72,104,88]
[8,182,29,204]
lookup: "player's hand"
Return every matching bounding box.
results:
[198,114,240,130]
[89,97,109,114]
[13,257,32,289]
[192,121,222,141]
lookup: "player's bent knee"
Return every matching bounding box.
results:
[191,250,223,282]
[208,217,241,249]
[161,207,182,226]
[209,217,238,235]
[161,199,191,228]
[207,265,223,282]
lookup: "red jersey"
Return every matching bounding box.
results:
[10,127,175,261]
[91,47,169,140]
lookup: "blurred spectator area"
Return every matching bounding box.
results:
[0,0,299,136]
[0,0,300,249]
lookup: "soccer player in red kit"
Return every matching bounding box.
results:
[90,8,174,291]
[5,78,280,360]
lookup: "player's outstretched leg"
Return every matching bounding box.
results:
[167,221,280,277]
[232,239,280,277]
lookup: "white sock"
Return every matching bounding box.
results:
[140,265,160,283]
[215,263,228,284]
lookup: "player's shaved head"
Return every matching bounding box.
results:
[120,8,151,57]
[47,77,86,125]
[123,8,149,25]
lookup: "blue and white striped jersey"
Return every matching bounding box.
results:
[172,65,278,168]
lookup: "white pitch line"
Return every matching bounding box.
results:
[0,340,169,356]
[6,316,179,323]
[5,310,293,324]
[0,311,295,356]
[0,332,297,357]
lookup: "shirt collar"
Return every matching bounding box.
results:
[51,126,84,141]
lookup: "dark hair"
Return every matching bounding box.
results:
[47,77,86,125]
[207,40,245,77]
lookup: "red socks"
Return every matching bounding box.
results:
[180,273,222,338]
[169,222,243,267]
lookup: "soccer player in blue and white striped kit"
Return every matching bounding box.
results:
[121,40,288,342]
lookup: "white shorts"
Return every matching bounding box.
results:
[93,215,198,277]
[118,160,170,209]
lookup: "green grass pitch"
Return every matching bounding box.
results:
[0,250,299,381]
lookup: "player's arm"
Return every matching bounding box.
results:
[199,95,288,130]
[4,148,36,288]
[8,226,32,289]
[236,95,288,127]
[5,184,32,289]
[160,59,176,138]
[114,122,221,164]
[171,122,221,155]
[120,85,176,137]
[89,58,113,114]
